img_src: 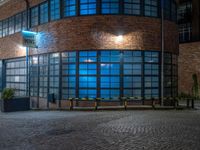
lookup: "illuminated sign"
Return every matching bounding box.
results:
[22,31,37,48]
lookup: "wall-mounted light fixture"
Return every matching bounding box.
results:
[115,35,123,43]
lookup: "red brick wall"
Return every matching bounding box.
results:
[0,0,179,60]
[178,41,200,94]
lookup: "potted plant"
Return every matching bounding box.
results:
[1,88,30,112]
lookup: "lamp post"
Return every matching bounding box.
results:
[161,0,164,106]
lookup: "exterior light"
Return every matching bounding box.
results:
[84,59,93,62]
[18,45,26,51]
[115,35,123,43]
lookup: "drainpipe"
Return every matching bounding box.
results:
[161,0,164,106]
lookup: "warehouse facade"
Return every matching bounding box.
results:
[0,0,178,108]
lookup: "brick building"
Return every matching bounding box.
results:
[0,0,178,109]
[178,0,200,95]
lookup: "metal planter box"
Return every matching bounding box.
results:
[1,97,30,112]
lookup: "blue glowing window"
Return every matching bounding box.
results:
[79,76,97,88]
[101,77,120,88]
[144,0,158,17]
[101,0,119,14]
[62,52,76,63]
[31,6,39,27]
[101,64,120,75]
[124,64,142,75]
[79,64,97,75]
[2,19,8,37]
[40,2,49,24]
[80,51,97,62]
[145,76,159,88]
[101,89,120,99]
[123,76,142,88]
[79,89,96,98]
[124,0,141,15]
[144,51,159,63]
[100,51,120,62]
[80,0,96,15]
[63,0,76,17]
[144,64,159,75]
[50,0,60,21]
[124,89,142,98]
[15,13,22,33]
[124,51,142,63]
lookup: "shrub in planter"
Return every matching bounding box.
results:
[1,88,30,112]
[1,88,15,100]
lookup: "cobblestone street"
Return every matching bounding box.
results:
[0,110,200,150]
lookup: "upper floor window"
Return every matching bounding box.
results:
[63,0,76,17]
[50,0,60,21]
[164,0,171,20]
[15,13,22,32]
[8,16,15,35]
[178,1,192,23]
[2,19,8,37]
[171,1,177,22]
[144,0,158,17]
[101,0,119,14]
[0,21,2,38]
[80,0,96,15]
[31,6,39,27]
[179,23,192,42]
[40,2,49,24]
[124,0,141,15]
[22,11,28,30]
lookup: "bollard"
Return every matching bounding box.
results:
[152,98,155,109]
[69,98,73,110]
[191,99,194,109]
[124,100,127,110]
[187,99,190,108]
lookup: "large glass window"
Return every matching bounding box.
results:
[144,0,158,17]
[6,58,27,97]
[8,16,15,35]
[62,51,76,99]
[100,51,120,99]
[49,53,60,100]
[40,2,49,24]
[79,51,97,98]
[30,56,39,97]
[144,51,159,99]
[101,0,119,14]
[80,0,96,15]
[50,0,60,21]
[39,55,48,98]
[31,6,39,27]
[15,13,22,32]
[124,0,141,15]
[123,51,142,99]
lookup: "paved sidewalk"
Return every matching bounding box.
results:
[0,110,200,150]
